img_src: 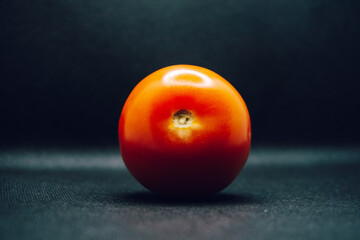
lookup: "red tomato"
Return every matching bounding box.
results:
[119,65,251,196]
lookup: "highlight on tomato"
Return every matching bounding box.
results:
[119,65,251,196]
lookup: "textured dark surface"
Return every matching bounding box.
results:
[1,148,360,240]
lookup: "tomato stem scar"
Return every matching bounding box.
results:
[173,109,193,128]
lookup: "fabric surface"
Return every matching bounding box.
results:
[1,147,360,240]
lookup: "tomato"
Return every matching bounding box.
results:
[119,65,251,196]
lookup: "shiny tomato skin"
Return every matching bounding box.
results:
[119,65,251,196]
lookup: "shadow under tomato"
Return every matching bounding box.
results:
[114,191,263,206]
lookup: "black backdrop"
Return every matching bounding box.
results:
[1,0,359,147]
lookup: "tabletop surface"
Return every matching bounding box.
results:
[1,147,360,240]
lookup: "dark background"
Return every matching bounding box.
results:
[1,0,359,148]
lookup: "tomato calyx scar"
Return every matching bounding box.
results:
[173,109,193,128]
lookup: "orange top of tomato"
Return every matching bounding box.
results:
[119,65,251,196]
